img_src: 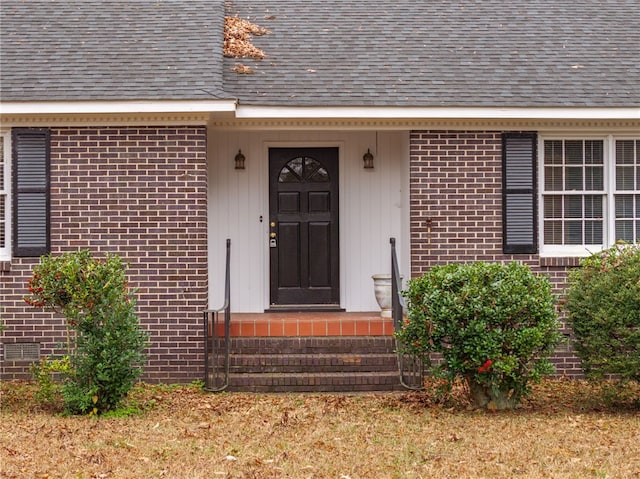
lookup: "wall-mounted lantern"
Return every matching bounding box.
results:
[234,149,246,170]
[363,148,374,169]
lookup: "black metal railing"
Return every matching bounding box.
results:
[390,237,425,390]
[204,239,231,391]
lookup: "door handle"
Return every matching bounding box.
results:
[269,224,277,247]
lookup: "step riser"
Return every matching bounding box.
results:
[226,373,404,393]
[227,355,399,374]
[206,336,405,392]
[223,337,398,355]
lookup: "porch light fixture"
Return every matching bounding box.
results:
[363,148,374,169]
[234,149,246,170]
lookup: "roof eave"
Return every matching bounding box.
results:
[235,106,640,121]
[0,99,237,115]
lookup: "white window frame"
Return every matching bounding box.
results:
[0,129,11,261]
[539,134,640,257]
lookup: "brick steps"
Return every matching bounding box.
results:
[229,352,399,374]
[227,371,403,393]
[215,336,405,393]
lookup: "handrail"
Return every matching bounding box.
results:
[390,237,425,390]
[390,237,407,332]
[203,239,231,391]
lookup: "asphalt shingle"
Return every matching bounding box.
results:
[1,0,638,108]
[223,0,640,107]
[1,0,230,101]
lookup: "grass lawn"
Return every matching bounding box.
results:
[1,379,638,479]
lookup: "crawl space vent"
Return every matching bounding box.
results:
[4,343,40,361]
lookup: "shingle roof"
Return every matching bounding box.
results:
[0,0,230,101]
[223,0,640,107]
[1,0,638,108]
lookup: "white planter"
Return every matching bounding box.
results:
[372,274,393,318]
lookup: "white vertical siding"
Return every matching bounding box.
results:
[207,129,409,312]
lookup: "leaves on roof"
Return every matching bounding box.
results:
[224,16,270,61]
[231,63,256,75]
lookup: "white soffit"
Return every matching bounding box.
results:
[235,106,640,121]
[0,99,237,115]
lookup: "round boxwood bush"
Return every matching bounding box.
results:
[397,261,563,410]
[566,244,640,382]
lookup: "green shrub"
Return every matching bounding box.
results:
[30,356,71,406]
[397,262,563,409]
[25,250,148,415]
[566,244,640,382]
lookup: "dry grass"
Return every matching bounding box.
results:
[1,379,639,479]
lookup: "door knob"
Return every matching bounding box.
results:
[270,232,276,238]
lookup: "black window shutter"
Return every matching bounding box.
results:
[502,132,537,254]
[12,128,50,257]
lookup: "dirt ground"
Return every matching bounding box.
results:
[1,379,638,479]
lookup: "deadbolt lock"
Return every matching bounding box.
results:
[270,222,276,227]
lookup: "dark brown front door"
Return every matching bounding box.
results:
[269,147,339,308]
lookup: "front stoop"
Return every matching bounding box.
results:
[225,336,404,392]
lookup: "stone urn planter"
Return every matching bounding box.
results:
[372,274,393,318]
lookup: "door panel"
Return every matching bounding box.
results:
[308,221,331,286]
[269,147,339,307]
[278,222,301,287]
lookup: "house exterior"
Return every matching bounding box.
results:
[1,0,638,384]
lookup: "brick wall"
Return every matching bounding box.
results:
[409,130,582,376]
[1,126,208,382]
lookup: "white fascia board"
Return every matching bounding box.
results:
[0,99,237,115]
[235,106,640,120]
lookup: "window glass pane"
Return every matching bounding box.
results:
[0,196,4,248]
[290,157,303,176]
[616,166,635,190]
[0,136,4,185]
[544,140,563,165]
[565,221,583,244]
[544,220,563,244]
[278,167,300,183]
[616,140,635,165]
[615,220,634,242]
[585,221,603,244]
[309,168,329,182]
[565,167,583,190]
[565,140,583,165]
[544,196,562,218]
[585,166,603,190]
[544,166,563,191]
[0,135,4,249]
[303,157,319,178]
[615,195,634,218]
[584,195,603,219]
[565,196,583,218]
[585,140,604,165]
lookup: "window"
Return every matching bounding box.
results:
[540,136,640,256]
[12,128,50,257]
[0,131,9,260]
[615,140,640,243]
